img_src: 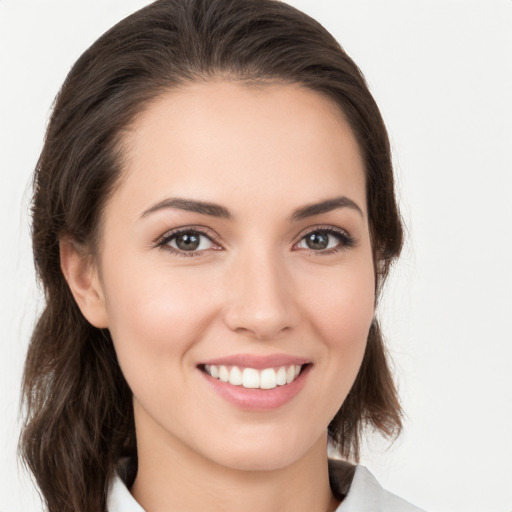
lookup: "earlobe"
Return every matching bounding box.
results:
[59,238,109,328]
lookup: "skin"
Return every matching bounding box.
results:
[61,80,375,512]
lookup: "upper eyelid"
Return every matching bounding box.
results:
[154,225,222,248]
[294,224,351,241]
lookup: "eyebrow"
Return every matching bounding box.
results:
[291,196,363,221]
[141,197,232,219]
[141,195,363,221]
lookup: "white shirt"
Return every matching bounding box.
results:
[107,464,425,512]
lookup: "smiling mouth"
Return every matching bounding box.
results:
[201,364,308,390]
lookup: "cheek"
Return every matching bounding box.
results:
[301,262,375,347]
[298,257,375,406]
[323,290,373,388]
[100,258,217,384]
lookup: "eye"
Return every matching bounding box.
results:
[156,228,220,256]
[295,228,354,253]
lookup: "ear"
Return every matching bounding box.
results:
[59,238,109,328]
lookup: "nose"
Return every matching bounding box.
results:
[223,248,299,340]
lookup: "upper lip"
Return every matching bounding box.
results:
[198,353,310,369]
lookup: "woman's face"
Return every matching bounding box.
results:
[93,80,375,471]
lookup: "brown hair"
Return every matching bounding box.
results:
[20,1,403,511]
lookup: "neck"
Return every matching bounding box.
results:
[131,417,339,512]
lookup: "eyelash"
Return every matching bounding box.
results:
[296,226,356,255]
[155,225,355,258]
[155,227,221,258]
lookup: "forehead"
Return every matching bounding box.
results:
[112,80,366,220]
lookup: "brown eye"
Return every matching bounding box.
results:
[174,233,201,251]
[304,232,329,250]
[164,230,215,253]
[296,228,355,253]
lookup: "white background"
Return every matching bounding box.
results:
[1,1,511,511]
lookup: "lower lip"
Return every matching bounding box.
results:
[200,365,311,411]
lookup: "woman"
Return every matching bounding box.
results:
[20,0,423,511]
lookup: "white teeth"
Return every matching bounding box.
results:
[260,368,277,389]
[205,364,304,389]
[276,366,287,386]
[286,366,295,384]
[219,365,229,383]
[229,366,243,386]
[242,368,260,388]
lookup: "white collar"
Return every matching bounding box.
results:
[107,474,145,512]
[336,465,424,512]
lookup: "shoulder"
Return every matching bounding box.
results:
[330,460,426,512]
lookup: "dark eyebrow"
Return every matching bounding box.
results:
[291,196,363,221]
[141,195,362,221]
[141,197,232,219]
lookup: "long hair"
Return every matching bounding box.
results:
[20,1,403,510]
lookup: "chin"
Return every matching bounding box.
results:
[203,429,325,473]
